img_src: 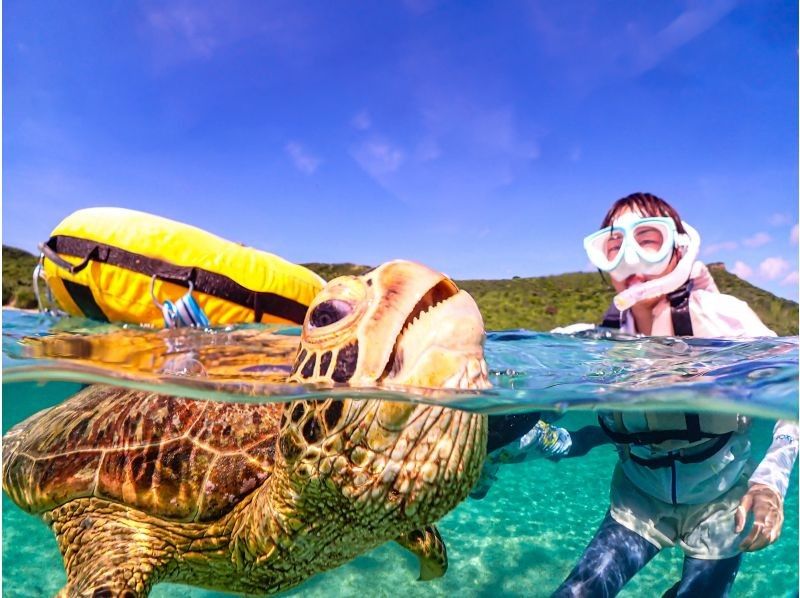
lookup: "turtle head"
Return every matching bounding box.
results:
[279,261,488,535]
[288,259,489,390]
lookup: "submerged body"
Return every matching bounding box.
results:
[3,261,490,597]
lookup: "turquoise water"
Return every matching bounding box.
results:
[2,309,798,596]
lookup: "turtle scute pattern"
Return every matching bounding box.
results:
[3,384,281,522]
[1,260,490,598]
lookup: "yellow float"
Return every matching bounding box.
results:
[38,207,325,327]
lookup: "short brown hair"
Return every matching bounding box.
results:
[601,192,686,234]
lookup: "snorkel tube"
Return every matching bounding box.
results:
[613,221,701,311]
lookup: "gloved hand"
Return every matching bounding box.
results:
[735,483,784,551]
[519,420,572,458]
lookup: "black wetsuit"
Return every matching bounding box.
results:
[552,512,741,598]
[486,412,541,454]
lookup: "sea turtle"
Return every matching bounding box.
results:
[3,260,490,597]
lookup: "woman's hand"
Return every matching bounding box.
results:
[735,483,784,551]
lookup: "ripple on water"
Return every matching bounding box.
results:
[1,310,797,596]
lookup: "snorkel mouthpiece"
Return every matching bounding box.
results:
[613,221,700,311]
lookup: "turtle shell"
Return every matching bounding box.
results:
[3,385,281,523]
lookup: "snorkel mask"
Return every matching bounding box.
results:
[583,212,701,311]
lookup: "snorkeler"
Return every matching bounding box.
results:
[550,193,798,598]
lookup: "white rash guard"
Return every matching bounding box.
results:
[612,262,797,504]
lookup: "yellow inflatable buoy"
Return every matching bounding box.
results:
[39,207,325,327]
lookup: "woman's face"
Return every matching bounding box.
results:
[607,207,679,307]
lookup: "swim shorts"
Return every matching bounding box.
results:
[609,464,751,559]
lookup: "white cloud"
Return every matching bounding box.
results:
[351,111,372,131]
[419,100,540,164]
[791,224,798,245]
[285,142,321,174]
[731,261,753,279]
[758,257,791,281]
[769,213,791,226]
[467,106,539,159]
[140,2,313,68]
[415,137,441,162]
[781,271,799,286]
[525,1,735,91]
[352,139,405,177]
[144,3,219,58]
[629,0,737,75]
[703,240,738,256]
[743,232,771,248]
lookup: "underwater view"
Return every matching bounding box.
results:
[5,1,799,596]
[2,308,798,597]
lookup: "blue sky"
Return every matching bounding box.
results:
[4,1,798,300]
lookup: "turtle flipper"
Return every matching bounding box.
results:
[395,525,448,581]
[50,498,175,597]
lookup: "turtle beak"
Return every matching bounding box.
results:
[349,261,461,385]
[382,289,489,390]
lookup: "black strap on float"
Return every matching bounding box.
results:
[61,279,109,322]
[666,279,694,336]
[39,241,100,275]
[597,414,731,446]
[627,433,733,469]
[41,235,310,324]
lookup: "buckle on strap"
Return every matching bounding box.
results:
[150,277,210,329]
[597,413,727,446]
[628,433,732,469]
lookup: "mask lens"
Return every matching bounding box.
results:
[603,230,625,261]
[632,220,670,261]
[586,228,623,270]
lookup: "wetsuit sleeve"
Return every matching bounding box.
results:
[561,425,613,458]
[748,420,799,498]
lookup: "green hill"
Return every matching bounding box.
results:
[703,262,799,336]
[3,246,797,335]
[298,260,797,335]
[301,263,372,281]
[3,246,39,308]
[300,262,800,335]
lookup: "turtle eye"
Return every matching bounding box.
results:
[309,299,353,328]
